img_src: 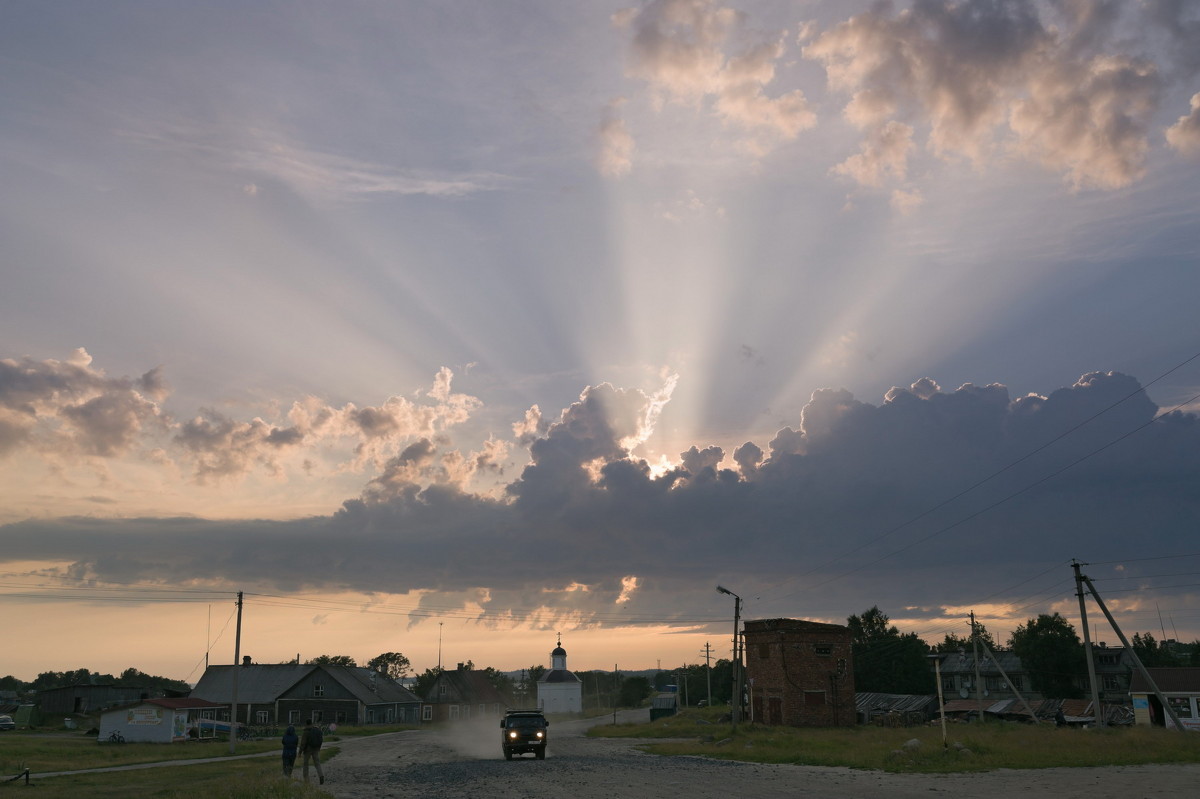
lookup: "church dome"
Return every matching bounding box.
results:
[551,645,566,657]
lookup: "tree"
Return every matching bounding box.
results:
[306,655,357,667]
[1131,633,1178,667]
[846,606,934,694]
[618,675,652,707]
[367,652,412,681]
[1008,613,1084,699]
[936,623,997,653]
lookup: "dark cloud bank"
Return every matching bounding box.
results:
[5,369,1199,627]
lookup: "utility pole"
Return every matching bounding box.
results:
[970,611,984,723]
[704,642,712,708]
[229,591,243,754]
[1072,561,1104,726]
[438,622,443,670]
[1078,568,1185,731]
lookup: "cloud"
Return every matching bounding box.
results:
[803,0,1178,189]
[6,354,483,486]
[122,121,508,202]
[1166,92,1200,158]
[831,120,914,187]
[615,0,815,156]
[597,98,636,177]
[0,348,168,459]
[6,368,1197,632]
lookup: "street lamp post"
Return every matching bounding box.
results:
[716,585,742,726]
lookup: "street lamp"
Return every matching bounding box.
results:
[716,585,742,726]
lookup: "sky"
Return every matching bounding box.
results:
[2,0,1200,684]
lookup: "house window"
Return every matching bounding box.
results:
[439,684,447,696]
[941,675,955,692]
[449,705,460,721]
[422,705,433,721]
[814,645,832,656]
[312,711,323,723]
[256,710,269,724]
[201,710,215,720]
[758,643,770,659]
[1102,675,1123,691]
[803,690,826,706]
[289,710,300,724]
[1097,654,1118,666]
[313,684,325,698]
[986,676,1008,691]
[479,704,486,717]
[336,711,347,724]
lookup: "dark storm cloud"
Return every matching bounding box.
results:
[4,370,1199,626]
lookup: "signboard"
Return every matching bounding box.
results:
[127,707,163,725]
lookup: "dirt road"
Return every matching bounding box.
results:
[320,713,1200,799]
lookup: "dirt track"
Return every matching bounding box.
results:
[318,713,1200,799]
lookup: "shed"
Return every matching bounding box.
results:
[98,697,226,743]
[1129,667,1200,731]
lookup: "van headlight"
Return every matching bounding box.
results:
[536,731,544,738]
[509,731,518,739]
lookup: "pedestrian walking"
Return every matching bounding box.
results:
[299,718,325,784]
[281,724,299,776]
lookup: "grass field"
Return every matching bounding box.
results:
[588,708,1200,773]
[0,731,339,798]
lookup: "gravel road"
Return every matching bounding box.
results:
[318,713,1200,799]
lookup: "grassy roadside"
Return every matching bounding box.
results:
[0,756,336,798]
[587,708,1200,773]
[0,731,349,798]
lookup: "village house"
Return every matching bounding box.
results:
[36,684,153,715]
[421,664,507,722]
[191,660,422,726]
[743,618,856,727]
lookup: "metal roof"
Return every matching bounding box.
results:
[191,664,314,704]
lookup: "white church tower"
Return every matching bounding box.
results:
[536,634,582,714]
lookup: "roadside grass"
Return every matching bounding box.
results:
[1,757,334,798]
[588,708,1200,773]
[0,733,279,773]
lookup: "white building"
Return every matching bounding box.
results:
[536,637,582,714]
[98,697,226,743]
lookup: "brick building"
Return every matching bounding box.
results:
[743,618,855,727]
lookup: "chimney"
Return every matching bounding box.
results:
[457,662,465,671]
[242,656,252,667]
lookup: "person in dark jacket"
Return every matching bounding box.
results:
[281,725,299,776]
[299,718,325,784]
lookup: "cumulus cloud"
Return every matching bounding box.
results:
[4,368,1198,633]
[0,349,168,458]
[6,353,483,486]
[803,0,1186,190]
[1166,92,1200,157]
[615,0,815,156]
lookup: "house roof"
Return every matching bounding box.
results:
[191,664,314,704]
[540,669,581,684]
[191,664,421,706]
[855,692,939,714]
[743,618,850,635]
[319,666,422,705]
[101,696,226,715]
[1129,667,1200,693]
